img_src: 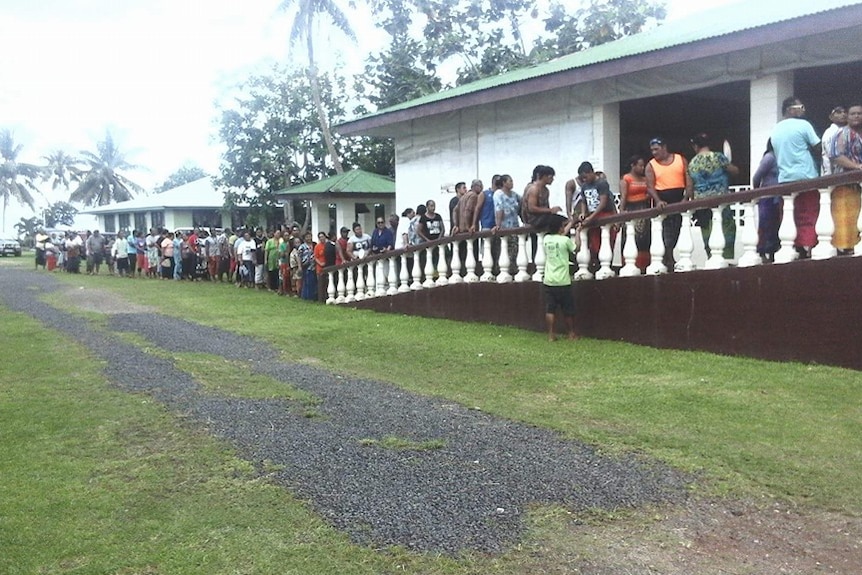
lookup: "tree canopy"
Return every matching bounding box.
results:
[70,131,144,207]
[0,130,42,232]
[154,165,209,193]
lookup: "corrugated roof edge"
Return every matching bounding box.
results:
[338,0,859,128]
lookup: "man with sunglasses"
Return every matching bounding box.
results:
[771,96,821,259]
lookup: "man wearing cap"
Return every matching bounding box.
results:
[646,137,693,270]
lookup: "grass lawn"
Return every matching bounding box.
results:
[3,261,861,573]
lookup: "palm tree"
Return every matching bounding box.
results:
[42,150,81,192]
[70,131,144,207]
[0,129,41,233]
[279,0,355,174]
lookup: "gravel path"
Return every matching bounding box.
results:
[0,268,691,553]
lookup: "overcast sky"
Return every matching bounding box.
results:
[0,0,735,231]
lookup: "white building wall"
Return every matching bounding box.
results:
[395,91,595,228]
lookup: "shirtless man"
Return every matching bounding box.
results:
[455,179,482,234]
[524,165,562,231]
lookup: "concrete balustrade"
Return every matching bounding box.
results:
[322,173,862,304]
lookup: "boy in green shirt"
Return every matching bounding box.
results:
[542,214,578,341]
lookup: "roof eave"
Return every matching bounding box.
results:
[338,5,862,136]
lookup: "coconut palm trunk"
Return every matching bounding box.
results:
[304,15,344,174]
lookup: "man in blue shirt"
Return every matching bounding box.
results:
[771,96,821,258]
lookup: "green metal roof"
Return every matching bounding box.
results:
[274,169,395,196]
[341,0,861,125]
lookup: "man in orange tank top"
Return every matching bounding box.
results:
[645,137,693,270]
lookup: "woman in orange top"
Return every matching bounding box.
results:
[619,155,651,272]
[645,137,693,269]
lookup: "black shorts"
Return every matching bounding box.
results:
[544,285,575,315]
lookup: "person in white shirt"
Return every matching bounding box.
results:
[821,106,848,176]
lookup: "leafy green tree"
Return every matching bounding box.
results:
[0,129,41,233]
[357,37,442,110]
[360,1,442,108]
[363,0,667,98]
[279,0,356,174]
[43,201,78,228]
[154,165,209,193]
[42,150,81,192]
[537,0,667,58]
[217,67,343,227]
[70,131,144,207]
[419,0,538,85]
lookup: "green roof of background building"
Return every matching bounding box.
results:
[274,169,395,195]
[341,0,859,124]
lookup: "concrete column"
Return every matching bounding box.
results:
[335,202,354,232]
[750,72,794,178]
[592,102,621,188]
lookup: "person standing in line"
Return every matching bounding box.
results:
[160,231,175,279]
[619,155,651,272]
[126,229,137,278]
[770,96,821,259]
[687,133,739,260]
[575,162,618,272]
[822,106,848,176]
[829,103,862,254]
[172,230,183,280]
[752,141,782,262]
[524,166,562,230]
[264,230,281,291]
[449,182,466,233]
[113,231,130,277]
[645,137,693,269]
[85,229,106,275]
[542,214,577,342]
[494,174,522,275]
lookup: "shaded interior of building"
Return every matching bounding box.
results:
[618,61,862,184]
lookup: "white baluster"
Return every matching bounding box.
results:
[619,220,641,277]
[574,227,593,281]
[595,224,615,280]
[480,237,494,282]
[410,249,423,290]
[531,232,545,282]
[449,241,463,284]
[354,263,366,301]
[435,244,449,286]
[398,253,411,293]
[704,207,728,270]
[812,187,837,260]
[386,254,398,295]
[645,214,667,275]
[774,193,798,264]
[855,197,862,256]
[336,269,346,303]
[326,270,337,304]
[464,238,479,282]
[514,233,530,282]
[738,200,761,267]
[675,210,695,272]
[423,246,436,288]
[345,266,357,303]
[362,262,374,298]
[497,235,512,283]
[375,259,387,297]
